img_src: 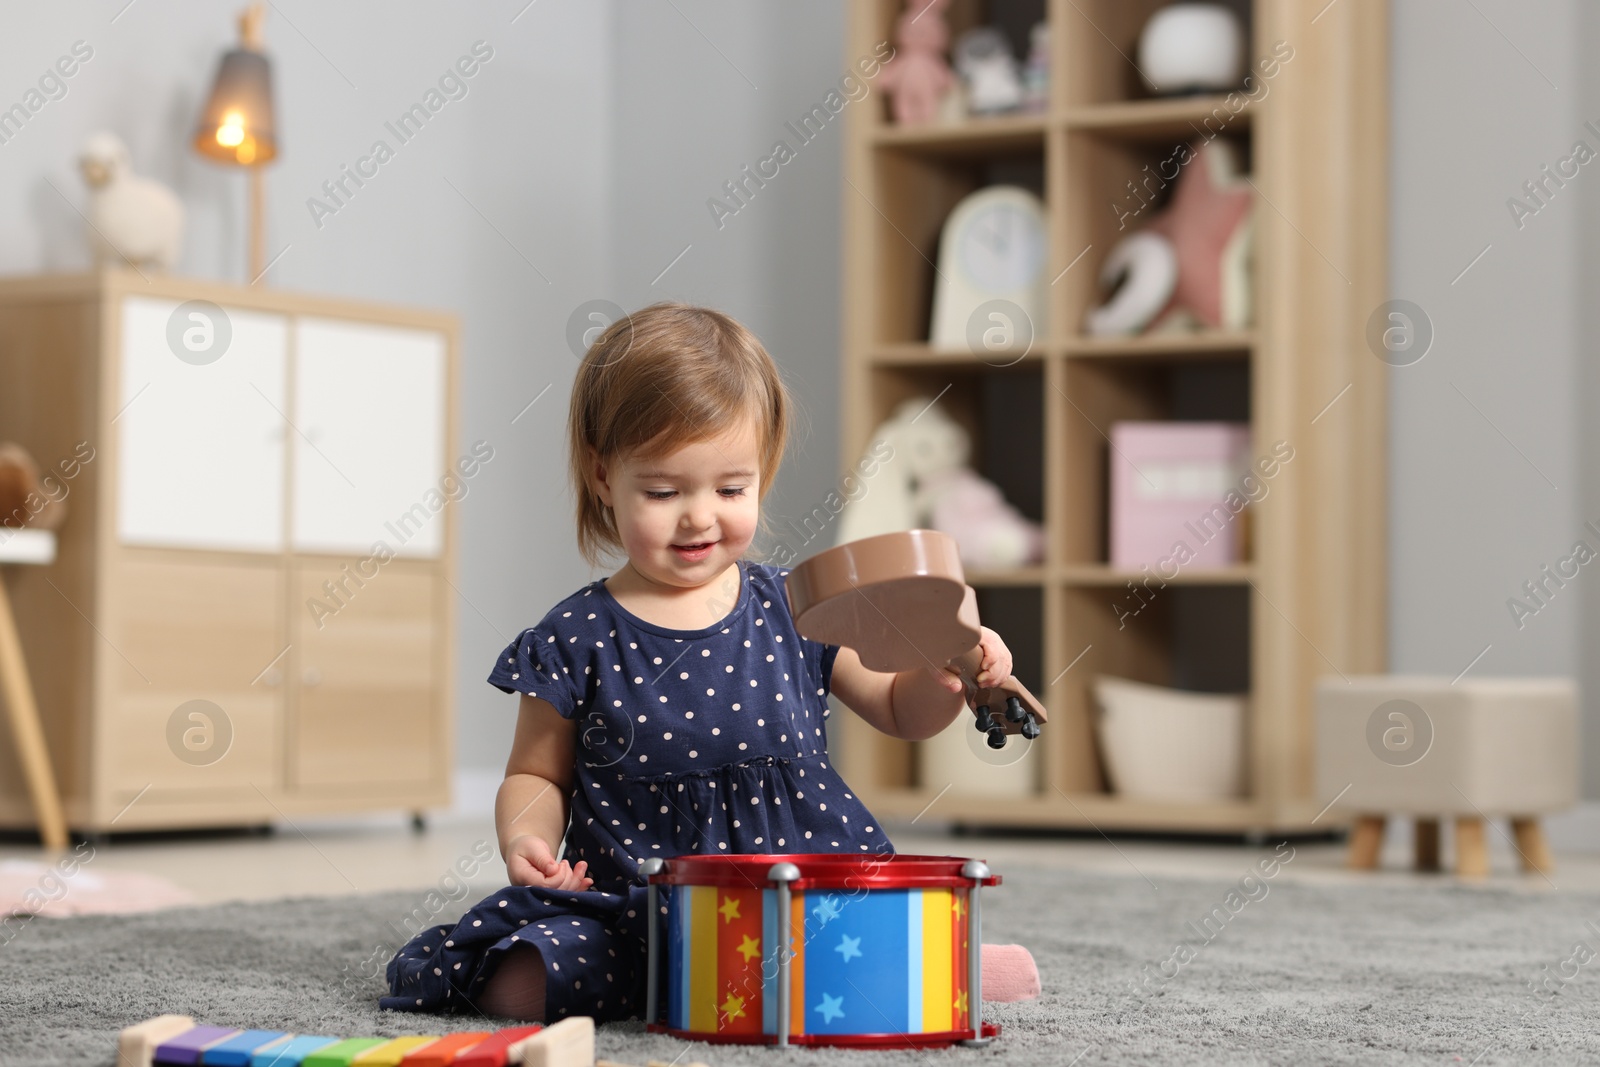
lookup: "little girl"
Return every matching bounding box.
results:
[383,302,1038,1023]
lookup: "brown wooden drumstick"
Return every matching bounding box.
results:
[783,529,1046,745]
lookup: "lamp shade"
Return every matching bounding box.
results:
[193,47,277,166]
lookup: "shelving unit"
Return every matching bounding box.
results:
[836,0,1387,834]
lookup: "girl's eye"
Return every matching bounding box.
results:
[643,487,747,500]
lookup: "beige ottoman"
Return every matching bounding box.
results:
[1314,675,1578,877]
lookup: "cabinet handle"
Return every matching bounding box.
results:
[302,667,323,687]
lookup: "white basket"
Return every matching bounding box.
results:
[1092,676,1246,801]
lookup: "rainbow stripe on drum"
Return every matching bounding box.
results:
[664,883,970,1037]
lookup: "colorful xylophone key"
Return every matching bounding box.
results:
[119,1017,591,1067]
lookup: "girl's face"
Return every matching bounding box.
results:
[591,417,762,592]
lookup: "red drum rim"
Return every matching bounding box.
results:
[646,852,1000,890]
[646,1021,1001,1048]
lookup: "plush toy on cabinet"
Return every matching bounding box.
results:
[77,131,184,271]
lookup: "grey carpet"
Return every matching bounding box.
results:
[2,862,1597,1066]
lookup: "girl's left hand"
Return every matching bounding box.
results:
[925,626,1013,695]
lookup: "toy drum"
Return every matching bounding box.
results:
[640,853,1002,1048]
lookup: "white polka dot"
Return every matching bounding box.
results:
[749,679,758,687]
[689,750,698,757]
[634,676,643,683]
[639,755,648,762]
[653,657,662,664]
[680,671,689,679]
[712,727,720,735]
[766,654,774,662]
[702,649,711,657]
[659,696,668,703]
[756,619,763,626]
[706,688,715,695]
[733,703,740,710]
[637,714,646,722]
[739,742,748,750]
[663,731,672,740]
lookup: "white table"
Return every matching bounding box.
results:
[0,529,68,849]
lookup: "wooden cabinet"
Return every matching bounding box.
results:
[0,270,457,832]
[835,1,1388,834]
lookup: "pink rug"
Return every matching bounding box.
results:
[0,858,195,917]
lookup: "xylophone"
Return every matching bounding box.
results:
[116,1016,607,1067]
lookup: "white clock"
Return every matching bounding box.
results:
[930,185,1048,356]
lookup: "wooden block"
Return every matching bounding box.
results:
[401,1031,491,1066]
[1347,815,1386,869]
[353,1038,439,1066]
[1512,817,1555,874]
[1455,816,1489,878]
[250,1035,339,1067]
[454,1027,541,1067]
[302,1039,388,1067]
[1414,818,1441,872]
[517,1018,593,1067]
[119,1017,195,1067]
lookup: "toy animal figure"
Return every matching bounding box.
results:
[877,0,957,125]
[954,26,1023,114]
[78,131,184,271]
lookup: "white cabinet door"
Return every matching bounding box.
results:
[117,296,288,552]
[291,318,447,557]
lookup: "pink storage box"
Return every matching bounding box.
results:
[1109,421,1250,569]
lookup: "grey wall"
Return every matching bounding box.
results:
[3,1,1597,797]
[1387,1,1592,794]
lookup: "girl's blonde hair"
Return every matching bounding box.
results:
[567,302,791,567]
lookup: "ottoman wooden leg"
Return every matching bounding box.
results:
[1348,815,1386,869]
[1455,816,1489,878]
[1511,817,1554,874]
[1414,818,1441,872]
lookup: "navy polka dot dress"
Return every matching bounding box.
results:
[383,559,893,1021]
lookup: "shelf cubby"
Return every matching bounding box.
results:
[868,145,1047,346]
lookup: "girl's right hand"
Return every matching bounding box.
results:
[505,834,594,891]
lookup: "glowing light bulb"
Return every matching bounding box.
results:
[215,110,246,148]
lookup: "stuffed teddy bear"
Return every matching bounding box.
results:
[835,397,1043,570]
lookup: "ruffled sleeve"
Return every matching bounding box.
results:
[777,564,841,698]
[487,623,580,719]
